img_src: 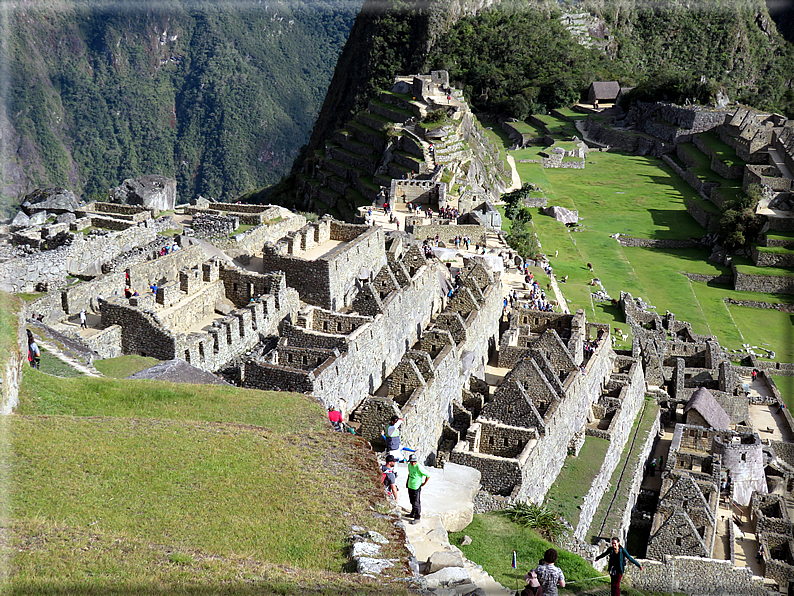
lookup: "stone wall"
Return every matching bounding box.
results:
[102,236,176,274]
[389,178,446,206]
[127,244,207,293]
[629,556,775,596]
[262,221,386,310]
[518,336,615,504]
[732,263,794,294]
[617,237,699,248]
[157,279,225,332]
[574,359,646,540]
[80,324,123,359]
[751,245,794,268]
[1,300,27,414]
[245,258,445,413]
[209,213,306,256]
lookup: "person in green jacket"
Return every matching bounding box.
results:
[406,453,430,525]
[595,537,642,596]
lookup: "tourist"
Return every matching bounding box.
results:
[328,406,344,432]
[595,537,642,596]
[533,549,565,596]
[28,335,41,369]
[752,368,759,381]
[521,570,543,596]
[79,309,87,329]
[406,453,430,525]
[381,454,398,498]
[385,415,403,461]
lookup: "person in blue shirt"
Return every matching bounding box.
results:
[595,537,642,596]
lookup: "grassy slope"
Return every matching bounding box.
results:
[12,369,407,595]
[513,150,794,361]
[93,355,161,378]
[449,513,607,593]
[545,436,610,528]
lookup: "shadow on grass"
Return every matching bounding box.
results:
[646,208,703,239]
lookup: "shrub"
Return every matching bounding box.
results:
[501,502,566,541]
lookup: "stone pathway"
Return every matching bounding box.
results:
[505,154,521,192]
[392,462,512,595]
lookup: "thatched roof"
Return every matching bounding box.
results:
[684,387,731,430]
[589,81,620,100]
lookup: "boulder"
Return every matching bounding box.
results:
[424,566,471,588]
[351,542,381,558]
[29,211,49,226]
[427,550,465,573]
[355,557,393,575]
[10,211,30,228]
[109,175,176,211]
[366,530,389,544]
[22,187,80,214]
[127,359,231,385]
[56,212,77,225]
[543,205,579,225]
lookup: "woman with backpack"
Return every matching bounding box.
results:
[519,569,543,596]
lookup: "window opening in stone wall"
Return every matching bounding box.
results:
[741,453,747,462]
[302,355,307,365]
[675,537,682,546]
[697,526,706,538]
[489,436,494,446]
[401,384,406,394]
[233,283,238,293]
[199,343,205,361]
[185,350,191,363]
[288,354,293,363]
[323,321,329,331]
[337,321,342,332]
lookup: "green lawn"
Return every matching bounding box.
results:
[93,355,160,378]
[13,368,406,594]
[37,347,85,378]
[508,151,794,358]
[695,132,745,168]
[773,375,794,409]
[545,436,610,528]
[449,513,607,594]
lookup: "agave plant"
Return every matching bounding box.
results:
[501,501,565,542]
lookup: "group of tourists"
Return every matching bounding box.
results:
[438,205,459,220]
[27,329,40,369]
[158,241,179,257]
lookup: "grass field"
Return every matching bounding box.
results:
[545,436,610,528]
[773,375,794,409]
[93,355,161,378]
[510,148,794,360]
[449,513,607,593]
[11,369,408,594]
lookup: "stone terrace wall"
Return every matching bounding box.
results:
[516,337,616,504]
[102,236,175,274]
[63,271,127,314]
[630,556,774,596]
[575,359,646,540]
[732,263,794,294]
[750,245,794,268]
[157,280,225,332]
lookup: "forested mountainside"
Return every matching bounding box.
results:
[265,0,794,208]
[2,0,360,216]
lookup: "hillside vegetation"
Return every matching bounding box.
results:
[3,0,359,215]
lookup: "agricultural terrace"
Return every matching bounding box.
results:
[509,148,794,363]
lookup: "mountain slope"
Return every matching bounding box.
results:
[2,0,359,214]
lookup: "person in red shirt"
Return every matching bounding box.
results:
[328,406,344,432]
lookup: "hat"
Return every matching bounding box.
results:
[385,455,397,463]
[526,570,540,588]
[408,453,418,462]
